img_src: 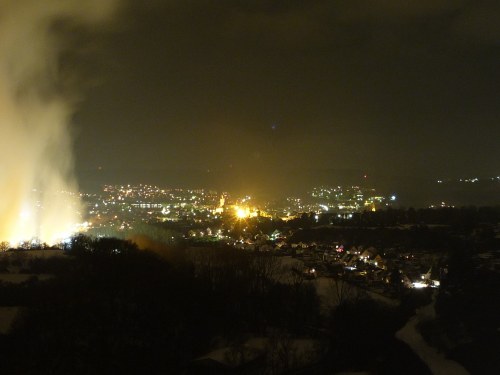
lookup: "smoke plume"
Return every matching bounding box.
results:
[0,0,119,245]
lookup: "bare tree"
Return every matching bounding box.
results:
[329,272,357,308]
[266,330,297,374]
[0,241,9,252]
[251,254,283,293]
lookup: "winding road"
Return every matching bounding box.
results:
[396,292,469,375]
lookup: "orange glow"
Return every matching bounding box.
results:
[235,206,249,219]
[234,205,258,219]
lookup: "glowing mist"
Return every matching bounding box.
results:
[0,0,119,245]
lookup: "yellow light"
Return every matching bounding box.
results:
[19,208,31,221]
[236,207,248,219]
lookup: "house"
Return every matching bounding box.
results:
[372,254,386,269]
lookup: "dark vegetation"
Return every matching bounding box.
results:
[432,243,500,374]
[284,206,500,229]
[0,235,431,374]
[1,204,498,374]
[288,207,500,253]
[0,237,321,374]
[325,296,432,375]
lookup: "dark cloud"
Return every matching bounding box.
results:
[72,0,500,194]
[450,2,500,43]
[333,0,464,20]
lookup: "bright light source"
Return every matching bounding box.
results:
[235,206,249,219]
[19,208,31,220]
[412,282,427,289]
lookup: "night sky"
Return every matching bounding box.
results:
[71,1,500,195]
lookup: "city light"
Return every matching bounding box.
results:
[234,205,258,219]
[235,206,249,219]
[412,282,427,289]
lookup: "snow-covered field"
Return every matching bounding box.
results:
[0,306,20,334]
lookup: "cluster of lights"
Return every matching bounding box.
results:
[234,206,258,219]
[437,175,500,184]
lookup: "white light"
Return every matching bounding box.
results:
[19,208,31,220]
[412,282,427,289]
